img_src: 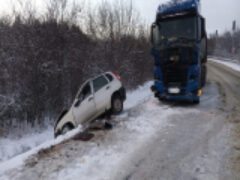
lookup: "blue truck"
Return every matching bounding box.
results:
[150,0,207,104]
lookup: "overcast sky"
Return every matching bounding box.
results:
[1,0,239,35]
[132,0,240,34]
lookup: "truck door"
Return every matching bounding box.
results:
[73,81,96,125]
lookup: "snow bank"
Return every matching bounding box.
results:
[0,125,83,175]
[125,81,153,109]
[209,58,240,72]
[0,127,53,163]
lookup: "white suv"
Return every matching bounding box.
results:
[54,72,126,137]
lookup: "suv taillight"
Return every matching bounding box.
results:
[113,72,122,82]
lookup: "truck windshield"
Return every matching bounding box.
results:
[158,16,197,41]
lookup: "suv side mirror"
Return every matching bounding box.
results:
[151,23,161,46]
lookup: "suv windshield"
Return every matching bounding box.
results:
[158,16,197,41]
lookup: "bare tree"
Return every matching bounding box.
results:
[0,0,151,136]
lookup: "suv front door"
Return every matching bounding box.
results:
[73,81,96,125]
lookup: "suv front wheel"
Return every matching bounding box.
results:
[61,124,73,135]
[111,95,123,115]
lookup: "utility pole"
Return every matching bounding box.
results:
[232,20,236,54]
[215,30,218,54]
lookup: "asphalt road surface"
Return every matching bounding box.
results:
[111,60,240,180]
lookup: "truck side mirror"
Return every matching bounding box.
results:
[151,23,161,46]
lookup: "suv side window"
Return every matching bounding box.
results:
[105,73,113,82]
[78,82,91,101]
[93,75,108,93]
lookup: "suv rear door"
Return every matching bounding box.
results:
[93,75,110,112]
[73,81,96,124]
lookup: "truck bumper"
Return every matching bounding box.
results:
[165,94,199,101]
[151,83,200,102]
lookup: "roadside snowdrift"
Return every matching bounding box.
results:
[0,127,53,163]
[209,58,240,72]
[0,82,153,176]
[0,82,153,167]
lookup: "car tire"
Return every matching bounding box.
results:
[61,124,73,135]
[111,95,123,115]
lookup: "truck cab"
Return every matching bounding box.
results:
[151,0,207,103]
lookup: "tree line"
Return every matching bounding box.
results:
[208,28,240,59]
[0,0,152,135]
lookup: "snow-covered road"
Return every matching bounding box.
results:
[1,59,240,179]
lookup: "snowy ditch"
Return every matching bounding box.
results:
[0,127,53,163]
[0,82,151,166]
[0,81,200,179]
[0,125,83,175]
[0,82,153,165]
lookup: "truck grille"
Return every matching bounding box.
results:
[162,65,188,86]
[159,47,194,65]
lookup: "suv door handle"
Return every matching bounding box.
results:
[106,86,110,90]
[88,97,93,102]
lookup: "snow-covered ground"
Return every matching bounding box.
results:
[0,75,233,180]
[209,57,240,72]
[0,81,196,180]
[1,57,239,169]
[0,127,53,163]
[0,82,151,165]
[0,125,84,175]
[0,82,153,167]
[57,94,197,180]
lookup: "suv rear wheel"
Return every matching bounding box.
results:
[111,95,123,115]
